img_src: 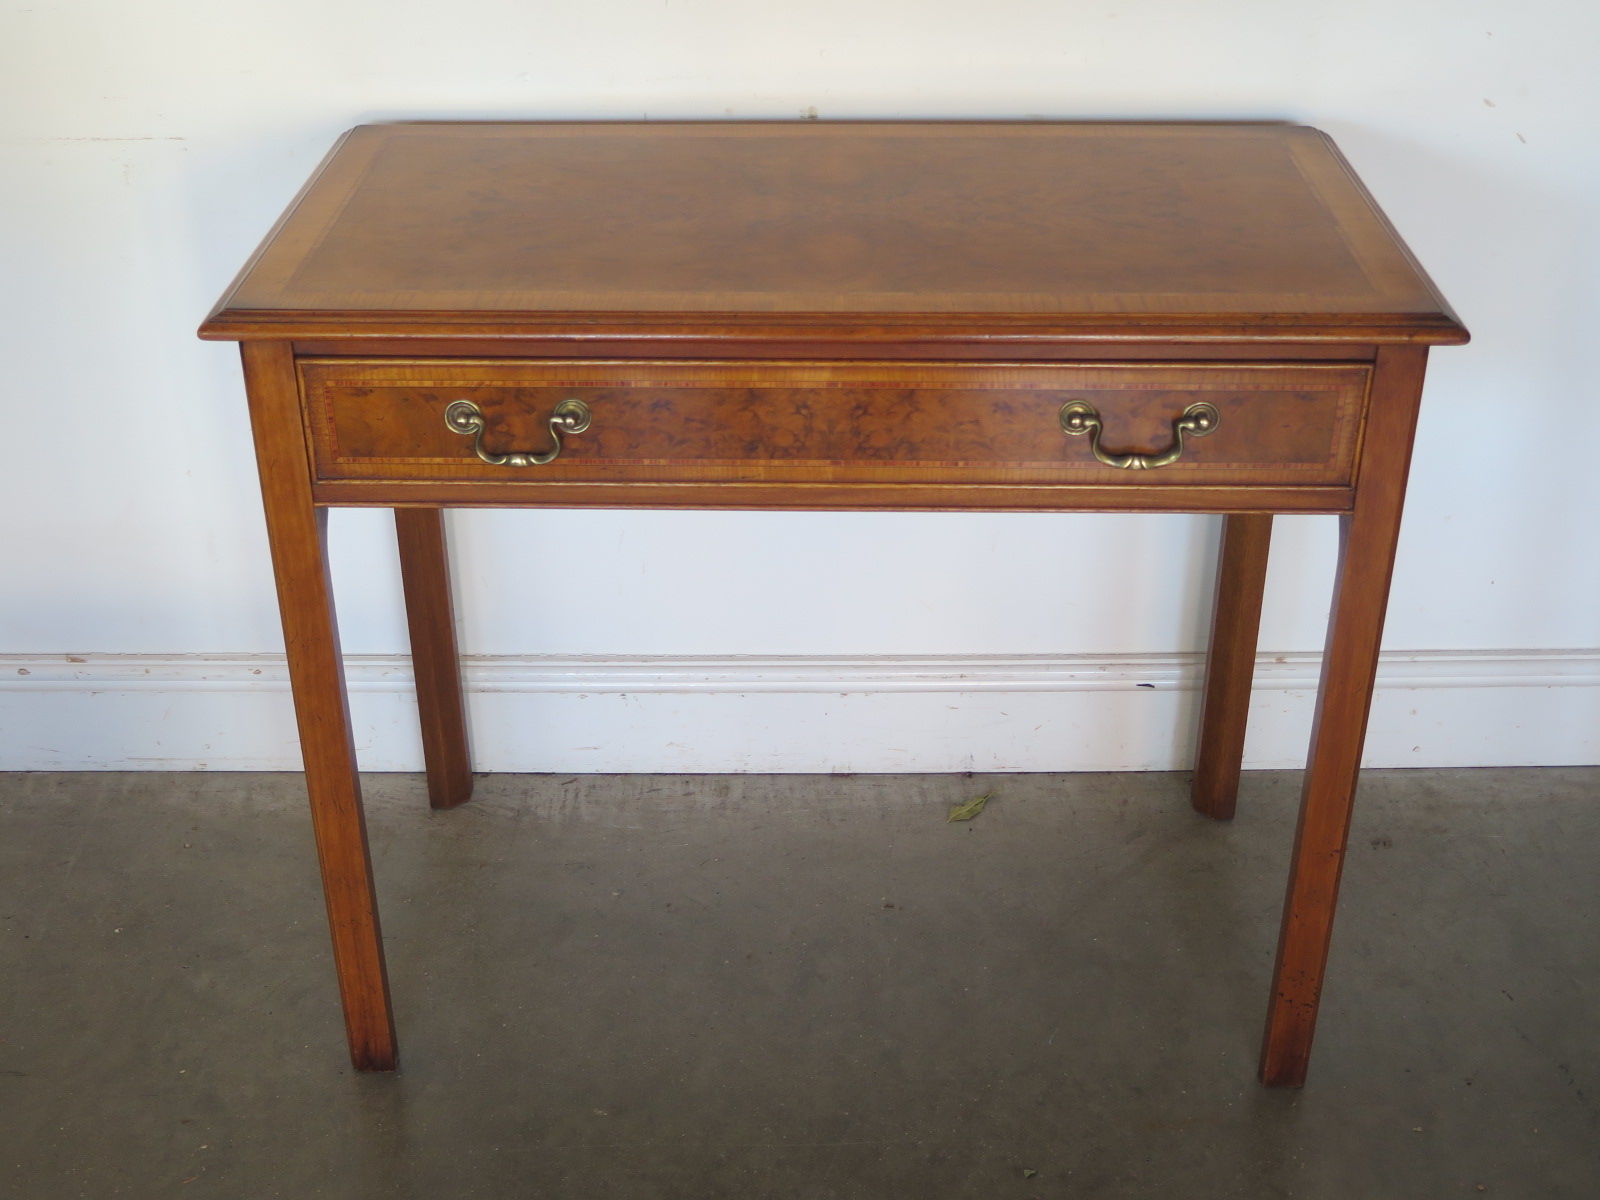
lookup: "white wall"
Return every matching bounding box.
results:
[2,0,1597,771]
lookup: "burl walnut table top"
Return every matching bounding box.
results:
[201,122,1466,345]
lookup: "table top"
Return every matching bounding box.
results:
[200,121,1466,345]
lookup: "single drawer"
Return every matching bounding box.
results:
[300,359,1370,490]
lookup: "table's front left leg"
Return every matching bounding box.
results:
[1259,345,1428,1087]
[242,341,397,1071]
[395,507,473,809]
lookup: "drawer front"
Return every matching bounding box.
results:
[300,360,1370,490]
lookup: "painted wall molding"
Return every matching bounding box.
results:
[4,650,1598,773]
[7,648,1600,694]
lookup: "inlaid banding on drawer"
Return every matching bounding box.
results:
[299,360,1371,488]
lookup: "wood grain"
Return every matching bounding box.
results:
[1192,513,1273,820]
[1258,344,1430,1087]
[240,340,397,1071]
[395,508,473,810]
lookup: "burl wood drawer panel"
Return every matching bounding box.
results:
[299,360,1371,489]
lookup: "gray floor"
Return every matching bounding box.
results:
[1,769,1596,1198]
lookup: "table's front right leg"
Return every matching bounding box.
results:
[242,341,397,1072]
[1258,345,1429,1087]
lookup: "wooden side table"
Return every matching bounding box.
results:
[200,121,1467,1086]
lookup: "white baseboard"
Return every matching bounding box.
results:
[3,650,1598,772]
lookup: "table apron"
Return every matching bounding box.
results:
[309,479,1356,513]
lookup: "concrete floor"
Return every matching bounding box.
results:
[1,769,1596,1198]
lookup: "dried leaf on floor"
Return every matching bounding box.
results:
[948,791,993,823]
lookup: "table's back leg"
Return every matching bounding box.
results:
[1192,513,1273,819]
[242,341,398,1072]
[1259,345,1428,1087]
[395,508,474,809]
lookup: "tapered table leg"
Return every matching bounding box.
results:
[1259,346,1429,1087]
[1192,513,1273,820]
[395,508,473,809]
[242,341,397,1071]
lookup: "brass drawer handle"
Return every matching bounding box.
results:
[444,398,591,466]
[1058,400,1219,470]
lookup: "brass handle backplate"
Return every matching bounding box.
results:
[1058,400,1219,470]
[444,398,591,466]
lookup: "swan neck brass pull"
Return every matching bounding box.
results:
[1058,400,1219,470]
[444,398,591,466]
